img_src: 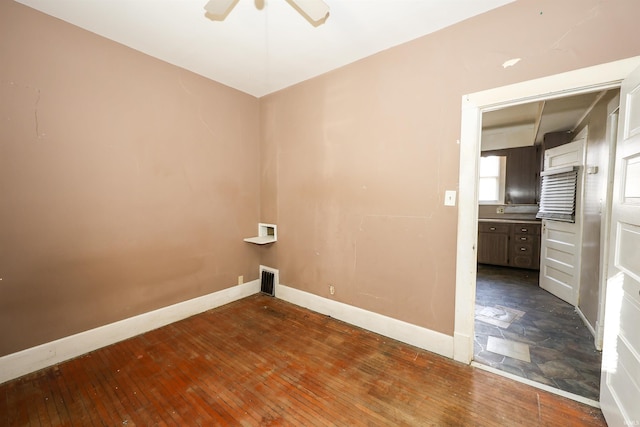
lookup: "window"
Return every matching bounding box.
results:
[478,155,506,204]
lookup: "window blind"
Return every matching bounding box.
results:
[536,166,579,222]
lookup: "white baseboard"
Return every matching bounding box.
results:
[576,306,597,338]
[453,331,474,364]
[1,279,455,385]
[275,283,454,358]
[0,280,261,385]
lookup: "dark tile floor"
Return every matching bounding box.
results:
[474,264,602,401]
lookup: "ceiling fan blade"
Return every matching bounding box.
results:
[204,0,237,19]
[288,0,329,23]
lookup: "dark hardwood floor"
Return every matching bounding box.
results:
[1,294,606,426]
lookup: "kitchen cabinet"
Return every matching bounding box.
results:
[477,222,510,266]
[505,145,541,204]
[482,145,542,205]
[510,223,541,269]
[478,221,541,270]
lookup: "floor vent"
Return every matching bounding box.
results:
[260,269,275,296]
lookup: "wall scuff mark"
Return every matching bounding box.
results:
[551,5,602,51]
[177,73,216,137]
[2,80,44,141]
[34,88,41,139]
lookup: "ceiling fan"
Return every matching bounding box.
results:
[204,0,330,24]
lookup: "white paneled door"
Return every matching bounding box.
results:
[539,139,586,306]
[600,65,640,426]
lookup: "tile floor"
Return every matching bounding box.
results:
[474,264,602,401]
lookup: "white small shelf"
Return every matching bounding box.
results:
[243,236,276,245]
[244,223,277,245]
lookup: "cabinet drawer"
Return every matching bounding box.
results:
[478,223,510,233]
[515,224,540,235]
[514,234,538,243]
[513,243,534,253]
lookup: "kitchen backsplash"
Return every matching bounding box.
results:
[479,204,540,221]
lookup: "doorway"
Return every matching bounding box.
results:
[452,57,640,401]
[471,91,618,402]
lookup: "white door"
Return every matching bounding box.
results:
[539,138,586,306]
[600,65,640,425]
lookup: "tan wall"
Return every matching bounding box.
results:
[0,1,261,356]
[260,0,640,335]
[3,0,640,357]
[577,91,619,328]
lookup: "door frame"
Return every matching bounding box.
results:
[593,95,620,350]
[453,56,640,364]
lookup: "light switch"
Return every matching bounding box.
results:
[444,190,456,206]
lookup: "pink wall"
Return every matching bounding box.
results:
[2,0,640,357]
[0,0,261,356]
[260,0,640,335]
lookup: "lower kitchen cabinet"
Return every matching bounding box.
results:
[510,224,540,269]
[478,221,541,270]
[477,223,510,266]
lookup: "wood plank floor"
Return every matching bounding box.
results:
[1,294,606,426]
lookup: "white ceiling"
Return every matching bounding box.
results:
[482,90,614,150]
[15,0,514,97]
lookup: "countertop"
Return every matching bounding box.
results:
[478,218,541,225]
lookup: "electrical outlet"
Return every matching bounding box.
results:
[496,206,505,214]
[238,275,244,285]
[329,285,335,295]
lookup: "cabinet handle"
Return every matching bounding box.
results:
[520,237,527,241]
[520,247,527,251]
[490,227,496,231]
[521,228,528,232]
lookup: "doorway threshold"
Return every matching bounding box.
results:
[471,361,600,408]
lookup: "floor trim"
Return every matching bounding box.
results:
[576,306,597,339]
[471,361,601,408]
[0,280,261,385]
[275,283,454,359]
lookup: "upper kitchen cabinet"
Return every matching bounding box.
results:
[505,145,541,204]
[482,145,542,205]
